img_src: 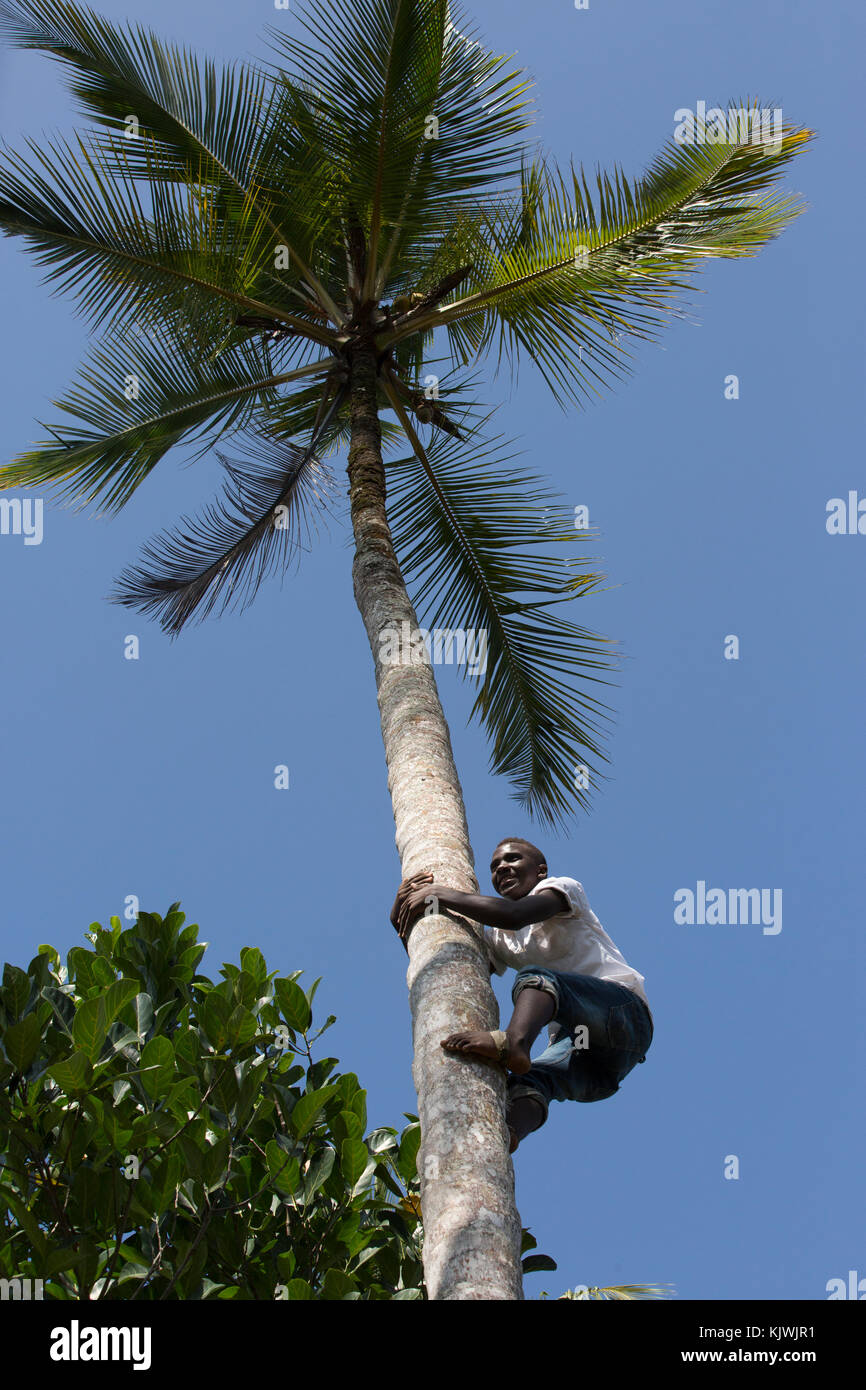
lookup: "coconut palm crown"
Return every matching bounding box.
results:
[0,0,812,827]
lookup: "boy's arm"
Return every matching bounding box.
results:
[391,876,567,946]
[427,886,566,930]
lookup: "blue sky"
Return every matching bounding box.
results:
[0,0,862,1300]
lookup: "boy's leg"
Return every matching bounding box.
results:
[441,968,652,1149]
[505,969,653,1149]
[506,1095,545,1153]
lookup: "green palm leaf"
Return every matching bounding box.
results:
[0,0,343,323]
[267,0,533,295]
[0,131,335,344]
[110,396,344,634]
[388,117,812,405]
[0,333,335,513]
[550,1281,674,1300]
[383,389,616,826]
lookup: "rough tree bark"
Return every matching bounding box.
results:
[346,338,524,1300]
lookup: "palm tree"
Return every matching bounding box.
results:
[0,0,810,1300]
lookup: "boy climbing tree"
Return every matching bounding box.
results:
[392,839,652,1153]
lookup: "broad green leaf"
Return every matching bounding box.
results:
[274,978,312,1033]
[103,978,140,1025]
[140,1035,175,1097]
[396,1123,421,1182]
[348,1087,367,1129]
[200,991,231,1049]
[226,1003,257,1048]
[200,1279,231,1299]
[102,1108,133,1150]
[115,1243,151,1269]
[239,947,267,985]
[320,1267,357,1300]
[149,1153,182,1215]
[40,984,75,1038]
[335,1072,361,1103]
[173,1028,201,1070]
[4,1013,42,1072]
[163,1075,199,1118]
[130,993,154,1043]
[71,995,108,1060]
[112,1077,132,1106]
[2,963,32,1017]
[173,943,206,978]
[105,1025,140,1058]
[341,1138,369,1187]
[203,1134,231,1190]
[91,954,117,987]
[332,1109,365,1145]
[305,1056,339,1090]
[66,947,99,991]
[302,1146,335,1199]
[372,1162,406,1201]
[48,1051,93,1092]
[290,1084,338,1138]
[367,1127,398,1154]
[266,1139,301,1194]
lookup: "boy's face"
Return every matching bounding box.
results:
[490,842,547,899]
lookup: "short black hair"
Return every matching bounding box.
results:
[493,837,547,869]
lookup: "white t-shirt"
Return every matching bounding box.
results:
[483,876,650,1011]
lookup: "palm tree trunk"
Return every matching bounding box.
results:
[347,338,524,1301]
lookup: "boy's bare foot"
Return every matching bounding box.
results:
[440,1029,532,1075]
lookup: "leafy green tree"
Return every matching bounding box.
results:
[0,906,434,1299]
[0,0,811,1296]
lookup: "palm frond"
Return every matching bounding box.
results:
[0,0,344,323]
[0,332,335,513]
[265,0,533,295]
[110,393,344,634]
[383,382,617,826]
[0,0,268,180]
[388,114,813,405]
[552,1282,674,1300]
[0,130,335,345]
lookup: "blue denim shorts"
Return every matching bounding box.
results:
[506,966,654,1125]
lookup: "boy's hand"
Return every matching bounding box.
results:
[390,873,438,946]
[390,874,432,931]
